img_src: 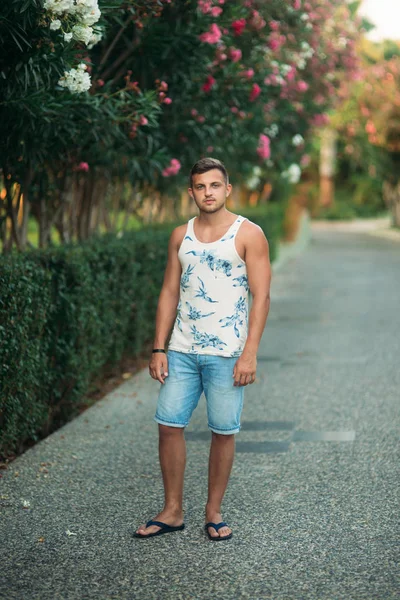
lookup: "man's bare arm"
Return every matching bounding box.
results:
[233,223,271,386]
[149,225,184,384]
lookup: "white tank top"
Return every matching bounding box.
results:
[168,214,249,357]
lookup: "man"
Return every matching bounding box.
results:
[134,157,271,540]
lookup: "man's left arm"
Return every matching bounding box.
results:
[233,224,271,387]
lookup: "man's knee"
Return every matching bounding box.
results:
[158,424,185,438]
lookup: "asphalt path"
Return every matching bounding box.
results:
[1,226,399,599]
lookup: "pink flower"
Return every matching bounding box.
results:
[287,66,297,82]
[159,81,168,91]
[202,75,216,92]
[242,68,254,79]
[77,162,89,172]
[293,0,301,9]
[231,19,246,36]
[139,115,148,125]
[300,154,311,167]
[310,113,329,127]
[211,7,223,17]
[229,48,242,62]
[269,20,280,31]
[197,115,206,123]
[207,146,214,152]
[297,81,309,92]
[97,79,104,87]
[198,0,212,14]
[199,23,222,44]
[257,134,271,160]
[162,158,181,177]
[163,97,172,104]
[249,83,261,102]
[231,106,239,113]
[191,108,198,117]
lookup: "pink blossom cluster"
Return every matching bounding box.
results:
[257,134,271,160]
[156,80,172,104]
[198,1,223,17]
[229,48,242,63]
[199,23,222,44]
[248,10,266,30]
[191,109,206,123]
[76,162,89,172]
[202,75,216,92]
[162,158,181,177]
[231,19,246,36]
[249,83,261,102]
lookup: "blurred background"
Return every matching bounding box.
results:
[1,0,399,457]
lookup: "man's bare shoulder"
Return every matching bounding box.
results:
[170,223,188,249]
[240,219,269,244]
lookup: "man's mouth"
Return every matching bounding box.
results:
[204,199,215,203]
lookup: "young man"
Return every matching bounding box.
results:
[134,157,271,540]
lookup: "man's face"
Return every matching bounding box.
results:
[189,169,232,214]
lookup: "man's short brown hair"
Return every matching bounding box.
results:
[189,157,229,188]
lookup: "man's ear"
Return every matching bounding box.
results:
[226,183,232,197]
[188,187,194,199]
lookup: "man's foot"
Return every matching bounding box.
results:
[135,509,184,537]
[205,510,232,539]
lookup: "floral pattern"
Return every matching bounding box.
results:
[194,277,219,303]
[169,215,249,356]
[190,325,228,350]
[180,264,195,291]
[233,274,249,292]
[185,301,215,321]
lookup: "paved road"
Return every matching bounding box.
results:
[1,227,399,599]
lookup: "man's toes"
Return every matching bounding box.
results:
[219,527,231,537]
[208,527,219,537]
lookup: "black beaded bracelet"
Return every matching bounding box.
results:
[152,349,166,353]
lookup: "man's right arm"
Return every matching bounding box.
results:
[149,226,185,384]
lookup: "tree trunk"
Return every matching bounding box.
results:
[383,179,400,228]
[319,128,338,207]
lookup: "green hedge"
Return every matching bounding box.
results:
[0,205,284,457]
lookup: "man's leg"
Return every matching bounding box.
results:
[202,354,244,538]
[135,424,186,535]
[205,432,235,538]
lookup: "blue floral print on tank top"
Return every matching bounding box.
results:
[168,215,249,357]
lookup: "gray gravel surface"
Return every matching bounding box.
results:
[1,228,399,600]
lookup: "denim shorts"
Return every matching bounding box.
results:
[154,350,244,435]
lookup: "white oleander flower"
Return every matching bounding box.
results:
[265,123,279,138]
[246,175,260,191]
[87,29,103,49]
[58,64,91,93]
[44,0,75,15]
[282,164,301,184]
[266,159,274,167]
[50,19,62,30]
[292,134,304,147]
[64,32,73,42]
[72,24,93,45]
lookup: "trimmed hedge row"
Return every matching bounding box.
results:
[0,204,285,457]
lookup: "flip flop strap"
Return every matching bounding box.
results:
[206,521,227,532]
[146,520,173,530]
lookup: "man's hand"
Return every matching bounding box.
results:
[149,353,169,384]
[233,352,257,386]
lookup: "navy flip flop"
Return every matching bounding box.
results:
[133,519,185,539]
[205,521,233,541]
